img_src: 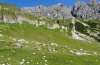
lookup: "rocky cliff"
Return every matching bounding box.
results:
[72,0,100,19]
[21,3,73,20]
[21,0,100,20]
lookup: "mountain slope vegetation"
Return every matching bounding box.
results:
[0,2,100,65]
[0,22,100,65]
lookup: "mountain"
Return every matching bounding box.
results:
[21,3,73,20]
[72,0,100,19]
[0,1,100,43]
[21,0,100,20]
[0,1,100,65]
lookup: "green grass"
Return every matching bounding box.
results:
[0,3,100,65]
[0,22,100,65]
[0,3,20,12]
[0,3,22,20]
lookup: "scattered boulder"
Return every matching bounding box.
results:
[47,23,60,29]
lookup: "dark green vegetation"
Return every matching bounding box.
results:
[0,22,100,65]
[75,19,100,42]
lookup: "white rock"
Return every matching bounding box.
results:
[69,50,75,54]
[62,26,65,29]
[80,22,89,27]
[96,60,98,62]
[37,46,42,50]
[11,49,16,52]
[16,43,22,48]
[43,56,46,58]
[22,59,25,62]
[45,64,48,65]
[75,52,81,55]
[32,41,34,42]
[75,52,91,55]
[29,20,38,26]
[36,42,41,44]
[0,56,4,59]
[18,39,25,43]
[71,60,73,62]
[80,48,83,51]
[43,58,45,60]
[43,44,46,47]
[8,58,10,60]
[93,52,97,55]
[0,34,3,37]
[2,64,5,65]
[12,38,17,41]
[45,60,47,62]
[36,63,38,64]
[20,61,24,65]
[33,53,36,54]
[47,24,60,29]
[7,63,11,65]
[26,62,29,64]
[50,43,58,46]
[39,21,46,25]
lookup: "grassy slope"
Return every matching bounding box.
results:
[0,22,100,65]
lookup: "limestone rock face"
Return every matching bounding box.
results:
[0,0,100,22]
[72,0,100,19]
[21,3,73,20]
[21,0,100,20]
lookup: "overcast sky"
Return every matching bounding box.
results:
[0,0,100,8]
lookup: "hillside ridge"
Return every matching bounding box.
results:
[0,1,100,43]
[21,0,100,20]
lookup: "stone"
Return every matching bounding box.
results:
[21,4,73,20]
[72,0,100,19]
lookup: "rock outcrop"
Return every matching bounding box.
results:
[21,0,100,20]
[0,0,100,22]
[0,3,26,23]
[21,3,73,20]
[72,0,100,19]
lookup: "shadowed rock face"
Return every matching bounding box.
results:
[72,0,100,19]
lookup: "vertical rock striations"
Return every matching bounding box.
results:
[21,3,73,20]
[72,0,100,19]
